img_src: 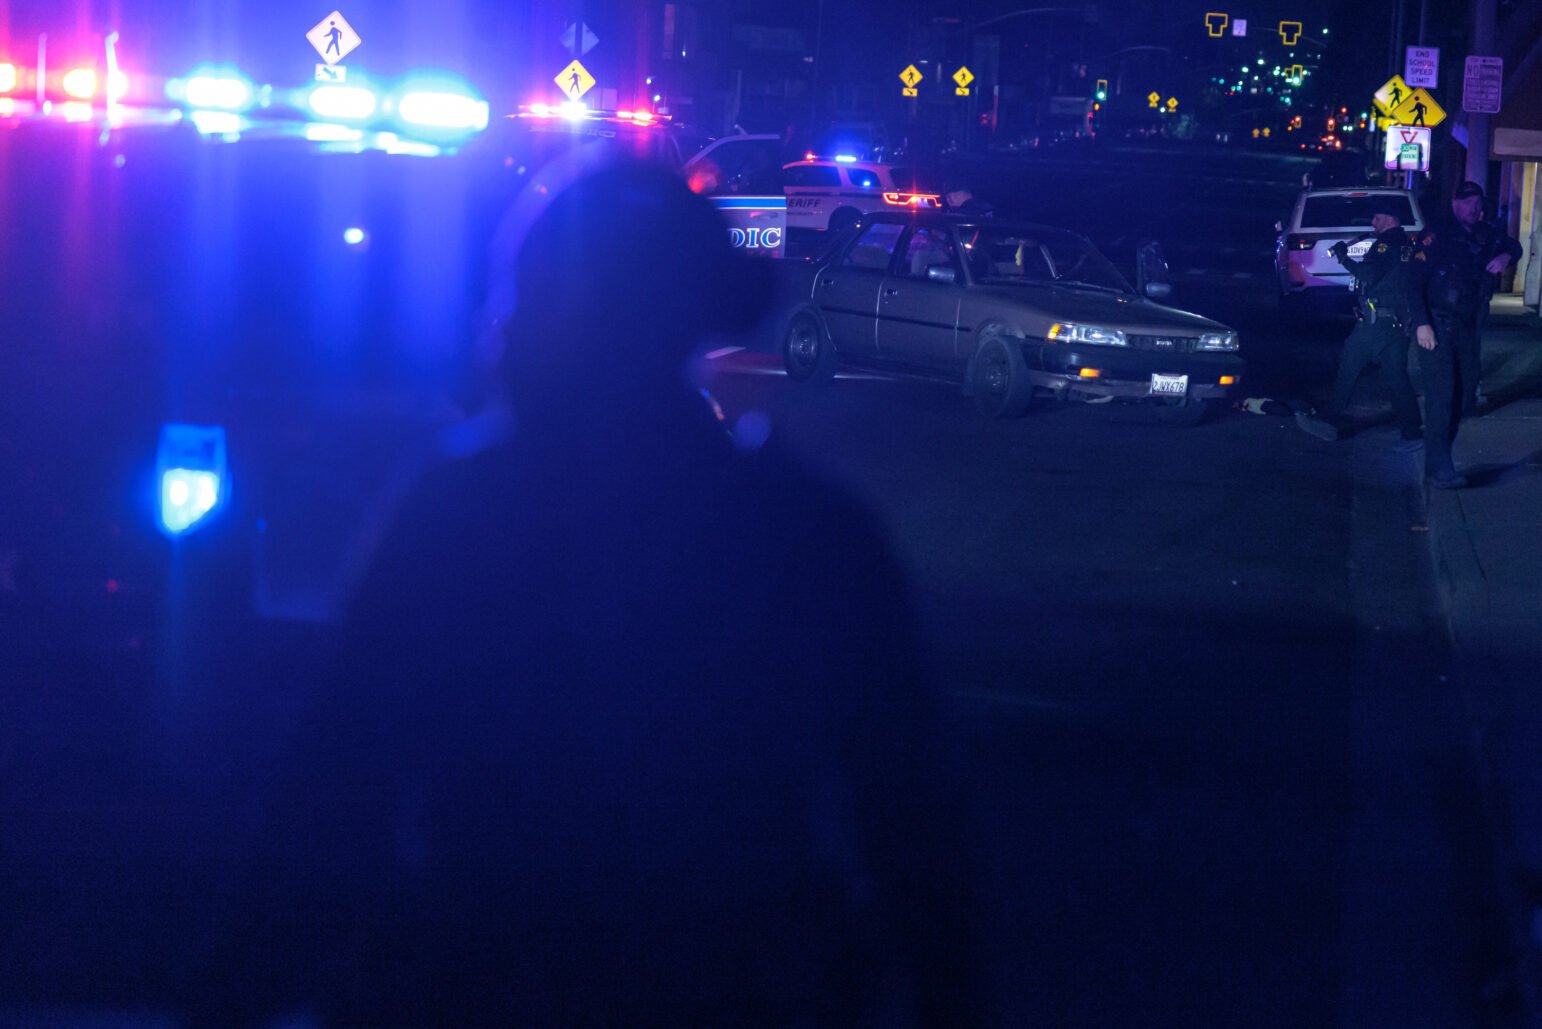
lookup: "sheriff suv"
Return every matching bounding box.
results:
[781,158,942,234]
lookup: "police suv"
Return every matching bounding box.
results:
[782,158,942,233]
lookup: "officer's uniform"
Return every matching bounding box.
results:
[1419,214,1523,414]
[1315,224,1425,440]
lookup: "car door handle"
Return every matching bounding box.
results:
[818,277,836,288]
[883,287,900,297]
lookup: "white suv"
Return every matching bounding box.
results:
[1275,188,1425,316]
[781,159,941,233]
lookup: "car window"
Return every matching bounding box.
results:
[961,225,1130,291]
[898,227,960,279]
[841,222,905,270]
[1300,194,1416,229]
[783,164,841,188]
[845,168,881,190]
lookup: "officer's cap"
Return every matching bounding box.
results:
[1453,180,1485,201]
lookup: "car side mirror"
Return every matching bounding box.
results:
[1143,281,1173,299]
[926,266,958,284]
[1135,239,1170,296]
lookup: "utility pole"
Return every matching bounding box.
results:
[1464,0,1498,185]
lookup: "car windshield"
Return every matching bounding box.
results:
[961,225,1132,292]
[1300,193,1416,229]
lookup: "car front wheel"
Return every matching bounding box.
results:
[971,331,1035,418]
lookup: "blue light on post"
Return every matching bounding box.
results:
[157,423,228,537]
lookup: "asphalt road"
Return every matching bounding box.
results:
[0,142,1522,1025]
[692,143,1516,1025]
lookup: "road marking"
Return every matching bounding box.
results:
[704,346,745,360]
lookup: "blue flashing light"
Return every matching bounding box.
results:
[156,424,227,538]
[304,122,364,142]
[343,227,366,245]
[308,84,377,121]
[834,154,858,163]
[398,90,489,131]
[186,75,252,111]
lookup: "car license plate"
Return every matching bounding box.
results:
[1151,373,1188,396]
[1348,240,1372,257]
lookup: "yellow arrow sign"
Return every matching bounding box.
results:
[953,66,974,89]
[1147,90,1160,108]
[900,64,923,88]
[555,59,595,100]
[1389,86,1445,127]
[1373,75,1409,116]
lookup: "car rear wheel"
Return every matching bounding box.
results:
[782,311,837,383]
[971,331,1034,418]
[827,207,861,234]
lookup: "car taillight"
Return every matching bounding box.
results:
[882,192,940,206]
[1285,235,1315,250]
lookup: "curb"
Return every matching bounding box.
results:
[1426,465,1542,1021]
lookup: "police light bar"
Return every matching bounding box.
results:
[156,423,228,537]
[184,74,253,111]
[834,154,858,163]
[0,63,17,93]
[307,84,377,121]
[62,67,97,99]
[398,90,489,131]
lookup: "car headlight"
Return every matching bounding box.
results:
[1047,322,1127,347]
[1198,331,1240,352]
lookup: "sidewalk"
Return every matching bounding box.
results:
[1424,294,1542,1020]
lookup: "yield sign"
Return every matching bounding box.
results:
[1383,124,1431,171]
[899,64,923,88]
[1373,75,1409,116]
[555,59,596,99]
[307,10,361,66]
[1389,86,1445,127]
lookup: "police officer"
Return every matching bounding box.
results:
[1421,180,1522,414]
[1296,198,1426,449]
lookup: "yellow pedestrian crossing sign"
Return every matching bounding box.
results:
[1373,75,1409,116]
[555,59,596,100]
[900,64,923,88]
[1389,86,1444,127]
[1147,91,1160,108]
[953,66,974,89]
[1166,96,1178,111]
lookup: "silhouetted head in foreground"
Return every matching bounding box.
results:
[497,155,772,426]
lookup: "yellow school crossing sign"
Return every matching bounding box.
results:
[1389,87,1445,127]
[555,59,596,100]
[953,66,974,96]
[900,63,922,97]
[1373,74,1410,116]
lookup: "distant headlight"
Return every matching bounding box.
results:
[1198,331,1240,352]
[1047,322,1127,347]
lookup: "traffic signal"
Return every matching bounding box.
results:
[1095,78,1108,101]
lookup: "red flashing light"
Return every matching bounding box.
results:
[882,192,941,207]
